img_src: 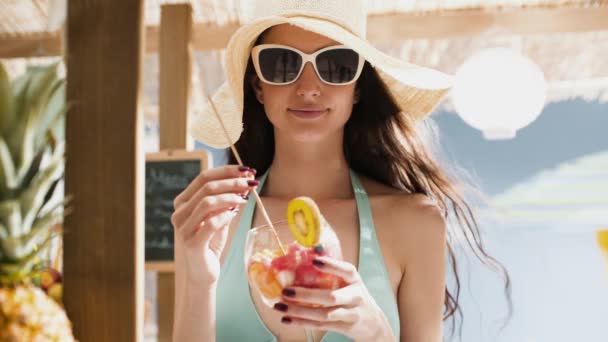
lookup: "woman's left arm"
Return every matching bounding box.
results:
[397,202,447,342]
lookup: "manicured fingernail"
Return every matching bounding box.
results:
[282,288,295,297]
[241,194,249,200]
[273,303,288,312]
[247,180,259,187]
[312,259,324,267]
[281,317,292,324]
[238,166,251,172]
[250,168,257,175]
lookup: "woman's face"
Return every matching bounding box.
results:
[251,24,358,143]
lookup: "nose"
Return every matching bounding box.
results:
[295,62,321,98]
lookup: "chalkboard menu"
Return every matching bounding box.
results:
[145,150,210,264]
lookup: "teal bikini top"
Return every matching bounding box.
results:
[216,169,400,341]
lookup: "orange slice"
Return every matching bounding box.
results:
[286,197,321,247]
[248,262,282,300]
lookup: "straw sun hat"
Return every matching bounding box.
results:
[190,0,453,149]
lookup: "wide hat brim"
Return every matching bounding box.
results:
[190,15,453,149]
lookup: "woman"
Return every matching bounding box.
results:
[172,1,510,341]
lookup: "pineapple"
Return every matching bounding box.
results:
[0,63,75,341]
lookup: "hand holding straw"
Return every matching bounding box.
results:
[207,96,286,255]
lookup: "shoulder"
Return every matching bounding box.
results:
[358,174,447,266]
[358,173,445,226]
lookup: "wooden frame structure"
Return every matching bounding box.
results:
[2,6,608,58]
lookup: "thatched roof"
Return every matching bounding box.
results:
[2,0,607,123]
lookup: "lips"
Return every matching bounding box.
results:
[288,107,328,119]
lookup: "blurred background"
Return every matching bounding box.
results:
[1,0,607,341]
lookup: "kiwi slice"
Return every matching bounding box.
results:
[286,197,321,247]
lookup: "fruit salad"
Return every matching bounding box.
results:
[246,197,346,307]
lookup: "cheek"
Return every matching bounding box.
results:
[329,86,357,118]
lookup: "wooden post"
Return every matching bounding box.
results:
[159,4,193,151]
[157,4,193,342]
[63,0,145,341]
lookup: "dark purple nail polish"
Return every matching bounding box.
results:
[228,206,236,211]
[312,259,324,267]
[247,180,260,187]
[241,194,249,200]
[273,303,288,312]
[238,166,251,172]
[282,288,296,297]
[281,317,292,324]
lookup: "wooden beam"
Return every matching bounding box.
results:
[0,32,63,58]
[63,0,145,341]
[367,6,608,43]
[146,21,240,53]
[157,4,194,342]
[4,5,607,58]
[174,6,608,51]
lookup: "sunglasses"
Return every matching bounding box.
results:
[251,44,364,86]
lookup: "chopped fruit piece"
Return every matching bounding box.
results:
[286,197,321,247]
[294,264,320,287]
[275,270,295,287]
[40,268,61,290]
[313,244,326,255]
[248,262,282,300]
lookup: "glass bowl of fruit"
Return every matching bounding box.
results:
[244,197,347,308]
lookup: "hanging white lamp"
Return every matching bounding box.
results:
[451,48,547,140]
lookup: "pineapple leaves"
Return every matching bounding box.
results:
[2,64,65,192]
[0,234,53,281]
[0,65,14,135]
[0,200,22,238]
[0,137,17,194]
[1,209,60,261]
[20,144,65,234]
[0,63,67,284]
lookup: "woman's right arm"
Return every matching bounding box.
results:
[171,165,257,342]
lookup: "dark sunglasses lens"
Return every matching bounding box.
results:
[258,48,302,83]
[316,49,360,84]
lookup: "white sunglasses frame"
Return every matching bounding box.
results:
[251,44,365,86]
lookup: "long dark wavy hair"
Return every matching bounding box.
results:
[228,31,512,336]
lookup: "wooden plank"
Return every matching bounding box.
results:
[158,4,192,150]
[63,0,145,341]
[4,5,607,58]
[157,4,194,342]
[0,32,63,58]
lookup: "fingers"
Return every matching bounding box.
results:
[279,316,352,336]
[312,256,360,284]
[173,176,257,228]
[173,165,255,209]
[281,285,363,307]
[177,193,247,241]
[185,209,237,249]
[273,303,356,323]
